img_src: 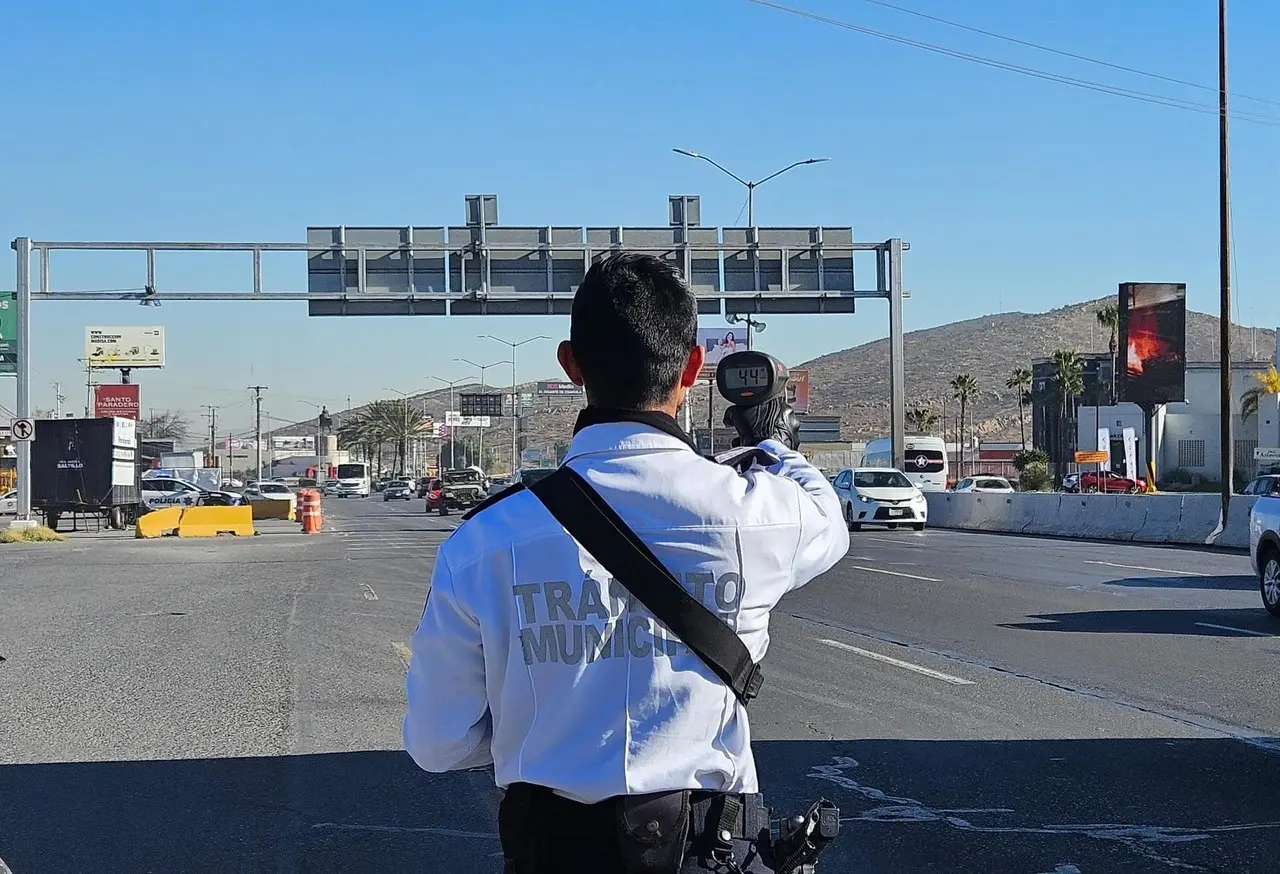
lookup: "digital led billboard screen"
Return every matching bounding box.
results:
[1118,282,1186,407]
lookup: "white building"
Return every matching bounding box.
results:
[1077,360,1277,483]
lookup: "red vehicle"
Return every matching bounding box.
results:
[422,477,446,513]
[1078,470,1145,494]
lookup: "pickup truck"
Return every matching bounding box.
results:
[1248,488,1280,616]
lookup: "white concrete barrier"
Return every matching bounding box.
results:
[923,491,1259,550]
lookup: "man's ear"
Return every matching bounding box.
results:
[679,343,706,388]
[557,340,584,386]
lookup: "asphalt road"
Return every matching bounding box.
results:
[1,498,1279,873]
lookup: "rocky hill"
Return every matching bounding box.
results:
[271,297,1275,456]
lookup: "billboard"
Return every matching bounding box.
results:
[787,368,811,415]
[698,326,752,380]
[93,384,141,420]
[0,293,14,375]
[272,435,315,453]
[85,326,166,369]
[460,393,504,417]
[537,380,581,396]
[1118,282,1186,407]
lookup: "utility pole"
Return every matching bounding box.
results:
[52,382,63,418]
[480,335,550,476]
[1218,0,1233,523]
[203,405,218,460]
[248,386,267,482]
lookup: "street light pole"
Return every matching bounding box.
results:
[456,357,509,471]
[430,376,469,470]
[481,335,550,476]
[1217,0,1234,524]
[672,149,829,226]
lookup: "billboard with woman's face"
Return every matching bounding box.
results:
[1118,282,1187,407]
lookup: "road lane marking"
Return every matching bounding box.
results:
[866,537,922,546]
[1083,560,1210,577]
[848,565,941,582]
[361,584,378,600]
[1195,622,1275,637]
[818,638,975,685]
[392,641,412,670]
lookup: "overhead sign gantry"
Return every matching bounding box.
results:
[9,194,908,525]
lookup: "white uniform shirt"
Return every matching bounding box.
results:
[403,420,849,805]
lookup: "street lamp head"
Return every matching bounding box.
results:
[726,313,740,326]
[673,148,700,158]
[804,157,831,165]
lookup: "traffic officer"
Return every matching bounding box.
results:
[404,252,850,872]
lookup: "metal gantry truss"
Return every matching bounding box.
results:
[8,226,908,523]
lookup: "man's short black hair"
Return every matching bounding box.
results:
[570,253,699,409]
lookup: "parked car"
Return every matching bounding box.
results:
[953,475,1015,493]
[1248,493,1280,616]
[1078,470,1145,494]
[831,467,928,531]
[0,490,15,515]
[423,477,446,513]
[383,479,415,501]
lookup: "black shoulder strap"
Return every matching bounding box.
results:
[528,466,763,706]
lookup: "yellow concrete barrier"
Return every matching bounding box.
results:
[136,506,184,539]
[250,500,295,521]
[177,505,256,538]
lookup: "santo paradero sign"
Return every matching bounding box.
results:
[303,223,860,317]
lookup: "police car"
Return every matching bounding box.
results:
[139,477,244,510]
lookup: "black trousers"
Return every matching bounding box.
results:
[498,783,776,873]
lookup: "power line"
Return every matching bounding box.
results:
[745,0,1280,127]
[856,0,1280,109]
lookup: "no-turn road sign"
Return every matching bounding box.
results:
[10,418,34,441]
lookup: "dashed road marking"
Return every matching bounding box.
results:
[818,638,975,686]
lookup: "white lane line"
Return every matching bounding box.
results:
[848,564,941,583]
[866,537,922,546]
[818,638,975,686]
[1083,560,1211,577]
[1195,622,1275,637]
[361,584,378,601]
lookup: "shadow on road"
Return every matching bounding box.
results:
[1000,607,1278,637]
[1103,574,1259,592]
[3,737,1280,873]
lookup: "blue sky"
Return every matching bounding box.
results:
[2,0,1277,436]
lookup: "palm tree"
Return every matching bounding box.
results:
[1241,364,1280,422]
[1096,304,1119,404]
[1051,349,1085,487]
[906,408,939,434]
[1005,367,1033,450]
[949,374,978,479]
[363,399,426,474]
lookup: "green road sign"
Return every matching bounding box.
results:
[0,293,15,375]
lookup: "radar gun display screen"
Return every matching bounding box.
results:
[716,350,789,407]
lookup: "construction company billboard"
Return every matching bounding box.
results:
[698,326,751,380]
[93,384,141,420]
[272,435,315,454]
[85,326,166,369]
[1118,282,1186,407]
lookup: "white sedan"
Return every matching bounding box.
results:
[0,490,15,515]
[953,475,1015,493]
[831,467,928,532]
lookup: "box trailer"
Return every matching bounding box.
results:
[30,417,141,531]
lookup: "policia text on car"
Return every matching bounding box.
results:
[403,253,851,873]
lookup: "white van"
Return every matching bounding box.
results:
[861,435,949,492]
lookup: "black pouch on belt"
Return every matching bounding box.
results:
[498,783,544,874]
[615,790,692,874]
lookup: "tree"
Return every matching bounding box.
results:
[1050,349,1085,488]
[1241,364,1280,422]
[949,374,978,479]
[367,399,427,474]
[906,408,939,434]
[139,410,191,441]
[1096,304,1119,405]
[1005,367,1033,450]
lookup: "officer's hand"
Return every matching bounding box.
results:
[723,397,801,451]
